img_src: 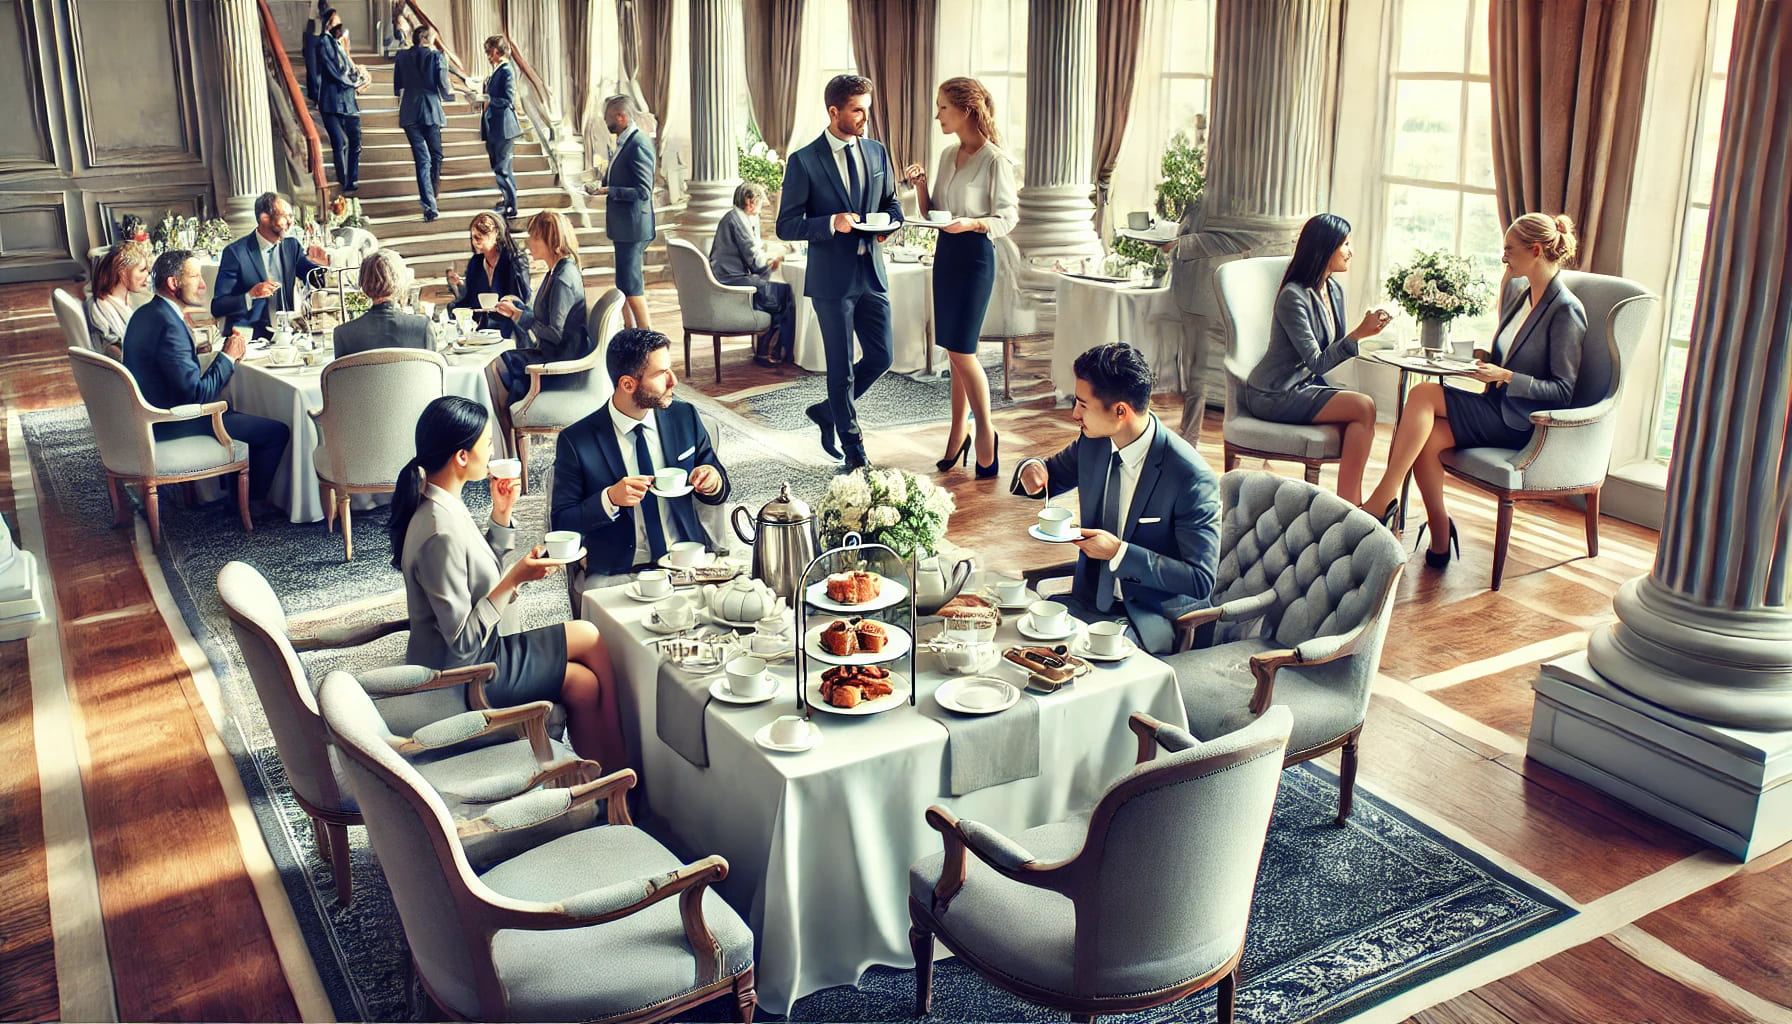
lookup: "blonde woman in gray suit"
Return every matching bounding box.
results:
[388,395,627,766]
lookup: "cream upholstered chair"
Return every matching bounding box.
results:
[1440,271,1658,589]
[319,670,760,1023]
[1162,471,1403,824]
[666,239,771,384]
[311,349,446,559]
[218,561,596,905]
[52,289,98,354]
[509,287,622,492]
[1213,256,1342,484]
[67,346,251,546]
[909,708,1292,1024]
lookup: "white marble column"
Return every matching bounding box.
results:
[1007,0,1100,259]
[217,0,278,228]
[673,0,739,244]
[1530,1,1792,861]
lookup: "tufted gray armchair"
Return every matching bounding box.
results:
[318,670,760,1023]
[1439,271,1658,589]
[1214,256,1342,483]
[667,239,772,384]
[1162,471,1403,824]
[218,561,597,904]
[311,348,446,560]
[510,287,623,493]
[909,708,1292,1023]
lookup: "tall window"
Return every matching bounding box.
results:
[1156,0,1215,149]
[1380,0,1499,341]
[1109,0,1215,226]
[1653,0,1737,463]
[815,1,857,84]
[968,0,1028,164]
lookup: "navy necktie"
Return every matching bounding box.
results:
[1096,451,1123,612]
[633,422,669,561]
[844,143,862,215]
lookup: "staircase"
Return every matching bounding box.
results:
[286,47,671,296]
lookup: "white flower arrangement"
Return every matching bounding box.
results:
[1385,250,1491,323]
[818,467,956,559]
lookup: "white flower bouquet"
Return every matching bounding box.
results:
[818,468,956,559]
[1384,250,1492,324]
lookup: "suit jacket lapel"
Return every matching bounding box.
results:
[1503,275,1565,367]
[1122,421,1167,542]
[812,135,852,212]
[592,417,627,486]
[656,408,703,540]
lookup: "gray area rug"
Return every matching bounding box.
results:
[741,350,1027,434]
[25,406,1572,1023]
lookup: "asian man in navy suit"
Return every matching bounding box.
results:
[1014,343,1221,655]
[775,74,903,470]
[210,192,330,339]
[589,95,656,330]
[480,35,522,219]
[123,250,291,502]
[551,328,732,582]
[393,24,454,222]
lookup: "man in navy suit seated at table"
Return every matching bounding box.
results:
[393,23,454,222]
[551,328,731,582]
[211,192,329,340]
[775,73,903,470]
[124,250,291,502]
[1013,342,1220,655]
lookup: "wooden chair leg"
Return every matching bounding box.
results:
[1070,1013,1097,1023]
[713,333,722,384]
[341,496,354,561]
[323,483,337,533]
[1223,446,1239,472]
[1492,498,1515,590]
[1584,488,1601,558]
[1003,338,1014,399]
[732,967,756,1024]
[145,484,161,546]
[1217,963,1239,1024]
[311,817,331,863]
[1336,728,1361,825]
[325,821,353,906]
[106,474,128,526]
[909,923,935,1015]
[515,433,530,495]
[238,469,253,532]
[684,329,694,376]
[1304,463,1321,485]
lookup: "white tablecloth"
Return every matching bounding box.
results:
[583,582,1188,1013]
[1051,275,1182,401]
[781,257,936,375]
[225,345,510,523]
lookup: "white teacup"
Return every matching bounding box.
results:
[862,212,891,230]
[725,656,774,699]
[477,291,499,310]
[636,568,672,598]
[1029,600,1069,635]
[928,209,952,223]
[488,458,521,481]
[1037,506,1077,538]
[992,579,1027,605]
[544,530,581,560]
[769,714,811,746]
[268,345,298,366]
[667,540,706,568]
[654,467,689,493]
[1126,210,1152,231]
[453,307,475,324]
[1087,620,1127,656]
[653,596,694,629]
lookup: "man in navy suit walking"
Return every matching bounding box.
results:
[481,36,522,219]
[775,74,903,470]
[393,25,454,222]
[590,95,656,330]
[316,22,366,193]
[211,192,330,339]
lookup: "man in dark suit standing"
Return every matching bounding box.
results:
[590,95,656,330]
[211,192,330,339]
[1013,343,1221,654]
[331,250,434,357]
[123,250,291,502]
[302,6,339,104]
[480,36,522,219]
[776,74,903,470]
[393,24,453,222]
[317,22,366,193]
[552,328,731,581]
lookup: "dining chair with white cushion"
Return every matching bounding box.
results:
[509,287,623,492]
[67,346,251,546]
[908,707,1292,1023]
[52,289,97,354]
[319,670,760,1023]
[666,239,771,384]
[1213,256,1341,484]
[311,348,447,559]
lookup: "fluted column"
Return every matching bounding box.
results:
[217,0,278,228]
[673,0,739,243]
[1007,0,1099,258]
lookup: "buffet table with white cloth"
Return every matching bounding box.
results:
[781,256,936,375]
[583,582,1188,1013]
[1051,273,1181,401]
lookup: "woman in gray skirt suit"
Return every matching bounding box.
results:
[1242,213,1389,504]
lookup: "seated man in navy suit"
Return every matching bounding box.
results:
[122,249,291,502]
[1013,342,1220,654]
[552,328,732,581]
[211,192,329,339]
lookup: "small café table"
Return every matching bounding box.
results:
[781,255,936,375]
[583,578,1187,1013]
[1364,346,1483,530]
[1051,271,1180,402]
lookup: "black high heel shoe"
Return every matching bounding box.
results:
[975,433,1001,479]
[1412,519,1460,568]
[937,436,972,472]
[1372,499,1400,529]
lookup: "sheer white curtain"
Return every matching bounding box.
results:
[789,2,858,157]
[1107,0,1173,237]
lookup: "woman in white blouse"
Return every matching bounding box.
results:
[86,240,153,360]
[905,76,1020,479]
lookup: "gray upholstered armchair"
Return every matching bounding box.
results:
[1439,271,1658,589]
[666,239,771,384]
[52,288,101,356]
[311,348,446,560]
[909,708,1292,1023]
[1213,256,1342,483]
[510,287,623,491]
[218,561,596,904]
[1162,471,1403,824]
[67,346,252,546]
[319,670,759,1023]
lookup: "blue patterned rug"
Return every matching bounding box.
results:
[24,406,1572,1023]
[740,349,1029,434]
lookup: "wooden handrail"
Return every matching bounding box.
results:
[399,0,469,80]
[494,8,551,112]
[255,0,329,213]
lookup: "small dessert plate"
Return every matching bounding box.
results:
[1016,614,1080,642]
[623,583,668,602]
[710,676,777,705]
[1070,634,1136,663]
[934,676,1020,715]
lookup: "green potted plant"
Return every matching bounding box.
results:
[1154,130,1205,223]
[739,123,785,227]
[1109,233,1168,285]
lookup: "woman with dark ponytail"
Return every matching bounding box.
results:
[390,396,628,765]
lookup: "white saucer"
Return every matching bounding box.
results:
[709,677,777,705]
[623,583,673,602]
[700,608,764,630]
[658,551,717,570]
[804,573,909,614]
[1016,614,1080,642]
[980,587,1036,610]
[755,720,822,753]
[649,482,695,499]
[644,615,697,635]
[536,547,585,566]
[850,221,898,234]
[806,672,911,715]
[934,676,1021,715]
[1070,634,1136,663]
[1028,524,1081,544]
[904,219,947,230]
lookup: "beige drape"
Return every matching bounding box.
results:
[846,0,937,173]
[1489,0,1654,274]
[1091,0,1146,239]
[620,0,673,140]
[743,0,805,156]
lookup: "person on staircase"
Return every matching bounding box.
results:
[317,22,368,195]
[590,95,656,329]
[302,5,339,106]
[393,23,453,222]
[480,36,522,220]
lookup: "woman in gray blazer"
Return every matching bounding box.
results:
[1363,213,1587,568]
[388,396,628,766]
[1243,214,1388,503]
[494,211,590,403]
[332,249,434,358]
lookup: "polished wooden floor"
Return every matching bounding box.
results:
[3,278,1787,1023]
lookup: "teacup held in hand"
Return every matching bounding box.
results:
[1037,506,1076,539]
[544,530,581,561]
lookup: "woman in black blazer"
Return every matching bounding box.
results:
[1364,213,1587,568]
[493,211,590,403]
[446,211,529,337]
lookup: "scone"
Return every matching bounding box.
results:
[821,620,857,656]
[825,573,855,604]
[855,620,889,652]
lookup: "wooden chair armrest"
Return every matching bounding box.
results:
[1173,605,1224,652]
[570,767,638,825]
[922,805,1073,915]
[395,700,552,759]
[1245,626,1372,715]
[149,401,235,449]
[455,765,633,840]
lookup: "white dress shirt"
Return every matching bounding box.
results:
[1106,417,1157,594]
[606,124,640,183]
[598,400,677,564]
[930,141,1020,238]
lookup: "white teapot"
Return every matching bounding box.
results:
[701,577,778,623]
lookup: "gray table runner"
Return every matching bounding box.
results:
[917,685,1041,796]
[656,660,716,768]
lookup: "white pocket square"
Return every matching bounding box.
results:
[1138,516,1163,525]
[677,445,696,460]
